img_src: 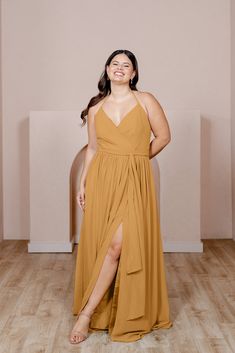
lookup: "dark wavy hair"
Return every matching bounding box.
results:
[80,49,139,126]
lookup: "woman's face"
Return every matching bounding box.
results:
[106,54,135,84]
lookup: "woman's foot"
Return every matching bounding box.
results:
[69,310,93,344]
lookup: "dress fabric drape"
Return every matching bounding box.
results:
[72,92,173,342]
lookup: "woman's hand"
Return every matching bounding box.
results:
[76,184,86,212]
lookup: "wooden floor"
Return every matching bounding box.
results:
[0,239,234,353]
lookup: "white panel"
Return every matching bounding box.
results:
[29,110,202,253]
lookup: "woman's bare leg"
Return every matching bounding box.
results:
[70,223,123,343]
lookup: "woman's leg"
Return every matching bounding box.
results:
[70,222,123,343]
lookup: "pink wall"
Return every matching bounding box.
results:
[231,0,235,240]
[0,0,2,242]
[0,0,233,240]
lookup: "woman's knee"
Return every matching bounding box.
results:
[107,241,122,262]
[107,224,123,261]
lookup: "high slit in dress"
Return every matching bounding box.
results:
[72,91,173,342]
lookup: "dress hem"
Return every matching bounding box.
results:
[86,320,173,342]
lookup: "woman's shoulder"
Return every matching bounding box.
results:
[136,90,162,109]
[135,90,158,101]
[88,96,106,117]
[134,90,160,113]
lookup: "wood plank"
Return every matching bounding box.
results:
[0,239,234,353]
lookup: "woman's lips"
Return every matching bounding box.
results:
[114,72,124,76]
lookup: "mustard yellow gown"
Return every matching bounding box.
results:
[72,92,173,342]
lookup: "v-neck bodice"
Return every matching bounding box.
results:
[94,91,151,156]
[98,91,141,128]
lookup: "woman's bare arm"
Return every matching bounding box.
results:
[79,106,98,188]
[143,92,171,159]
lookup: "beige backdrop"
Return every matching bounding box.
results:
[0,0,234,241]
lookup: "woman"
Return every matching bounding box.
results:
[70,49,173,344]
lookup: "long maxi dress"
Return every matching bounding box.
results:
[72,91,173,342]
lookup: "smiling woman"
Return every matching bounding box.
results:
[70,49,172,344]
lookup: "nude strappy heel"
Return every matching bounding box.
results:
[69,311,92,344]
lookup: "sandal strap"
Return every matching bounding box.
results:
[79,311,92,319]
